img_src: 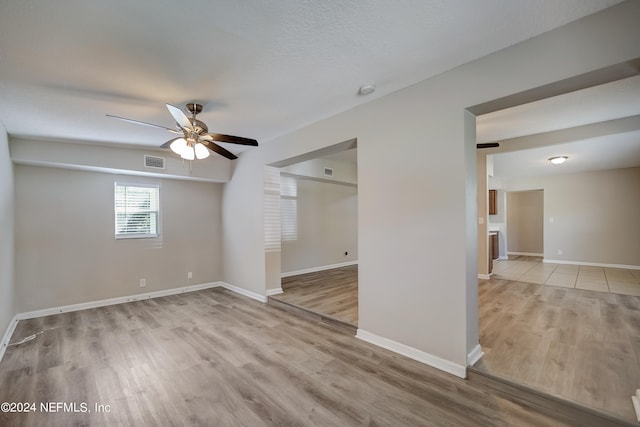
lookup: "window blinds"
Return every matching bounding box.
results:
[114,183,159,239]
[263,167,281,252]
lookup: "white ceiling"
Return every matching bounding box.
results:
[479,75,640,180]
[0,0,624,158]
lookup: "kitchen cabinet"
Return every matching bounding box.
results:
[489,189,497,215]
[490,233,499,260]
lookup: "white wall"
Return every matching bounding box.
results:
[504,167,640,266]
[281,177,357,273]
[0,122,15,338]
[506,190,544,255]
[14,165,223,312]
[222,2,640,371]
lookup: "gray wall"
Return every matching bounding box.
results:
[14,165,223,312]
[281,178,357,273]
[506,190,544,255]
[504,167,640,266]
[0,123,15,337]
[222,2,640,370]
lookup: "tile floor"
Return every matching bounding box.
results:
[492,256,640,296]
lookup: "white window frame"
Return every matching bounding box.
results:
[114,182,160,239]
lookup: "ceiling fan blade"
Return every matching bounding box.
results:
[477,142,500,149]
[166,104,193,130]
[201,133,258,146]
[199,140,238,160]
[106,115,181,133]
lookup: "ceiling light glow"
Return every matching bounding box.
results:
[549,156,568,165]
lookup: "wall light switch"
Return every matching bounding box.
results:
[188,272,193,279]
[479,217,484,225]
[140,278,146,288]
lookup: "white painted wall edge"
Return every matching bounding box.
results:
[282,260,358,278]
[467,344,484,366]
[266,288,284,296]
[543,259,640,270]
[356,329,467,379]
[0,280,268,364]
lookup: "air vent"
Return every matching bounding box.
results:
[144,155,165,169]
[324,167,333,177]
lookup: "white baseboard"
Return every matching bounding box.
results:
[282,260,358,278]
[498,256,509,260]
[219,282,267,303]
[543,259,640,270]
[356,329,466,379]
[16,282,223,321]
[478,273,492,280]
[0,280,274,365]
[507,252,543,257]
[467,344,484,366]
[266,287,283,296]
[0,315,19,365]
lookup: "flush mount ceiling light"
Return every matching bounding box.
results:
[358,84,376,96]
[549,156,568,165]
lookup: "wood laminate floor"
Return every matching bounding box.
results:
[1,287,586,427]
[476,276,640,422]
[274,265,358,326]
[275,263,640,422]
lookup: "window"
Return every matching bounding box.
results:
[114,183,159,239]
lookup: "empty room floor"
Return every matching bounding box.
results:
[272,265,358,326]
[0,288,579,427]
[475,276,640,423]
[492,256,640,296]
[275,264,640,423]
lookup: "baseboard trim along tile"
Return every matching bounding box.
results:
[478,273,492,280]
[356,329,467,379]
[543,259,640,270]
[281,260,358,278]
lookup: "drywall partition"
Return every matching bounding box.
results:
[0,122,15,346]
[14,165,223,312]
[504,167,640,267]
[506,190,544,255]
[222,2,640,373]
[281,177,358,274]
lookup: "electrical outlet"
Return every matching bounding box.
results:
[139,278,146,288]
[557,249,563,255]
[188,272,193,279]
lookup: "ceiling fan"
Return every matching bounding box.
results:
[107,103,258,160]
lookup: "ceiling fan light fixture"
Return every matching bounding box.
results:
[169,138,187,155]
[549,156,568,165]
[181,145,195,160]
[194,143,210,159]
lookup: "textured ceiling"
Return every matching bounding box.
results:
[0,0,623,157]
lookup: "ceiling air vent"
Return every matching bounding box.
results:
[324,167,333,177]
[144,155,165,170]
